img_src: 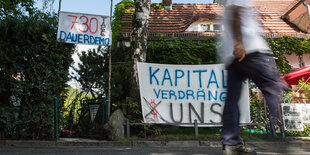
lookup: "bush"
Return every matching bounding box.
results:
[0,12,75,139]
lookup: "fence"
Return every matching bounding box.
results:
[54,97,109,140]
[124,119,268,138]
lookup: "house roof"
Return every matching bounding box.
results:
[119,0,310,39]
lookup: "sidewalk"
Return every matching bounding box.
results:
[1,137,310,148]
[2,138,310,155]
[1,138,220,148]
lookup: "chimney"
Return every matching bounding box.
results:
[163,0,172,10]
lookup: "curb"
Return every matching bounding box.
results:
[3,140,56,147]
[1,139,309,148]
[0,140,222,148]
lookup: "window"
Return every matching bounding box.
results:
[186,22,224,32]
[200,24,210,32]
[213,24,223,31]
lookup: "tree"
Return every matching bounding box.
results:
[0,0,57,17]
[41,0,56,9]
[0,0,34,17]
[73,47,106,98]
[130,0,151,102]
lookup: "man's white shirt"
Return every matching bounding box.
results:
[218,0,272,65]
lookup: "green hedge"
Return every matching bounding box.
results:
[147,38,217,64]
[0,12,75,139]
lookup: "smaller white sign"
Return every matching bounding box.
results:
[301,104,310,124]
[57,11,111,46]
[281,103,304,131]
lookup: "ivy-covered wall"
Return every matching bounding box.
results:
[147,38,217,64]
[268,36,310,75]
[146,36,310,75]
[112,0,134,46]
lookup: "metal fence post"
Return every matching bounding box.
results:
[194,120,198,137]
[269,112,276,137]
[249,124,252,136]
[105,97,109,121]
[54,97,59,141]
[102,97,106,125]
[126,119,130,138]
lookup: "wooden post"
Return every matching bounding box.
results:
[58,0,62,14]
[56,0,62,39]
[107,0,113,119]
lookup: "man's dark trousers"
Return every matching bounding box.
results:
[221,52,282,146]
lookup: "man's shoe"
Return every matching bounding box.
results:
[222,144,257,155]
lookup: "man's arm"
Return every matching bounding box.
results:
[231,6,245,62]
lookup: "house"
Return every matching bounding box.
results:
[118,0,310,68]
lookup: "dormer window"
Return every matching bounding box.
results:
[199,23,224,32]
[185,20,224,32]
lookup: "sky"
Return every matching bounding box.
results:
[34,0,214,16]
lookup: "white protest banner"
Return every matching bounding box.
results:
[57,11,111,46]
[138,62,251,127]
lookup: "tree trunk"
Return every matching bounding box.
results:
[130,0,151,102]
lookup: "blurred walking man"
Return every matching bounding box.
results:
[218,0,285,154]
